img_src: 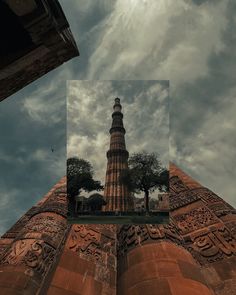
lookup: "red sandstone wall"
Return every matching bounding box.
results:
[47,224,117,295]
[169,163,236,295]
[1,165,236,294]
[0,177,69,294]
[118,241,214,295]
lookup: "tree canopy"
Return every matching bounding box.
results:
[67,157,94,178]
[121,151,169,213]
[67,157,103,198]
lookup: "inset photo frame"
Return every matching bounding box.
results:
[67,80,170,224]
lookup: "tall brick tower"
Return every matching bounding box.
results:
[103,98,133,211]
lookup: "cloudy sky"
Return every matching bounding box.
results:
[67,80,169,186]
[0,0,236,235]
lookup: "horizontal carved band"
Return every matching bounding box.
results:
[109,126,126,134]
[112,111,123,118]
[107,149,129,159]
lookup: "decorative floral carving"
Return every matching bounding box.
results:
[186,226,236,264]
[197,189,222,204]
[0,244,10,259]
[225,221,236,239]
[67,225,116,267]
[23,215,67,240]
[207,203,236,218]
[174,207,218,235]
[170,176,189,193]
[117,223,182,256]
[1,239,55,276]
[169,190,200,210]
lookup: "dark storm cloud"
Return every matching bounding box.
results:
[170,0,236,207]
[58,0,116,79]
[0,67,68,234]
[191,0,209,5]
[190,0,222,5]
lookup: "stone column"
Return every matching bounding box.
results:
[169,163,236,295]
[117,224,215,295]
[0,177,69,295]
[47,224,117,295]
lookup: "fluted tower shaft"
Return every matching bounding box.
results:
[104,98,133,211]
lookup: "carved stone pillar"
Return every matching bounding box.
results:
[169,163,236,295]
[117,224,214,295]
[0,177,69,294]
[47,224,117,295]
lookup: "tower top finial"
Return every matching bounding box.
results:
[113,97,122,112]
[115,97,120,103]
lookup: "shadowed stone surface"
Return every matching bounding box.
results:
[0,0,79,102]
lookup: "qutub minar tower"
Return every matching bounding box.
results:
[103,98,134,211]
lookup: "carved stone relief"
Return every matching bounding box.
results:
[22,214,68,247]
[67,225,116,268]
[1,239,55,277]
[0,244,10,259]
[207,203,236,218]
[185,226,236,265]
[169,193,200,210]
[173,207,219,235]
[225,221,236,239]
[197,188,223,204]
[169,187,227,210]
[117,223,183,256]
[170,176,189,193]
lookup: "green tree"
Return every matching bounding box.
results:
[67,157,93,178]
[67,157,103,215]
[121,152,168,213]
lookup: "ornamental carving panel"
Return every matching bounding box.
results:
[117,223,183,256]
[38,189,67,217]
[86,224,117,236]
[169,191,200,210]
[1,239,55,277]
[186,226,236,264]
[173,207,219,235]
[225,221,236,239]
[67,225,116,267]
[22,215,68,247]
[169,187,225,210]
[207,203,236,218]
[0,244,9,259]
[170,176,189,193]
[163,222,184,245]
[46,190,67,204]
[197,188,223,204]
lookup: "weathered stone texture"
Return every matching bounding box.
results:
[0,177,69,294]
[1,164,236,294]
[48,224,116,295]
[116,163,236,295]
[0,0,79,102]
